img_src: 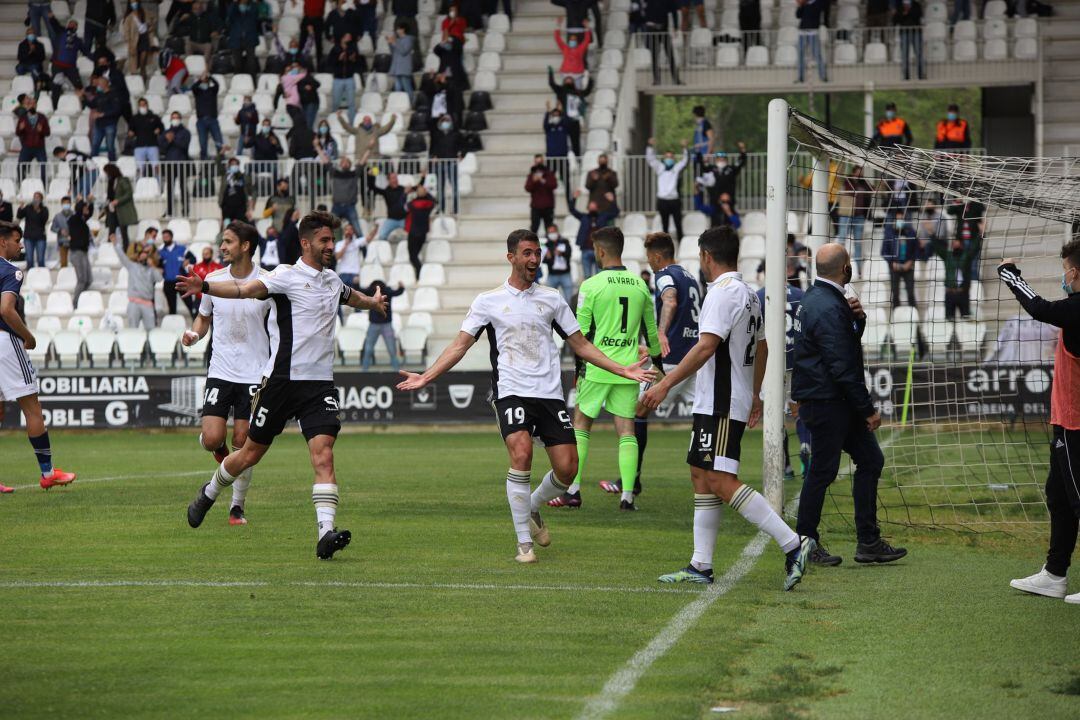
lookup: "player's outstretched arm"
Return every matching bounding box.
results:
[641,332,720,410]
[565,332,656,384]
[344,284,388,317]
[177,273,269,301]
[397,331,478,391]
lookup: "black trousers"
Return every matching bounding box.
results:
[646,32,679,84]
[796,399,884,545]
[408,232,426,276]
[567,117,582,157]
[530,207,554,235]
[163,280,179,315]
[657,197,683,240]
[1046,425,1080,577]
[164,164,189,216]
[944,288,970,319]
[889,267,916,308]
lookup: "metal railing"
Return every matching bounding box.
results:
[2,156,466,224]
[630,22,1040,88]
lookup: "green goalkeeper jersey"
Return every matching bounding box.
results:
[576,266,662,384]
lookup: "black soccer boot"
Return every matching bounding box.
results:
[187,483,216,528]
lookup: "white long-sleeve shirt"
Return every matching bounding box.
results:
[646,146,689,200]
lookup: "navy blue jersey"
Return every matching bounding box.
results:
[757,284,804,371]
[0,257,25,335]
[653,263,701,365]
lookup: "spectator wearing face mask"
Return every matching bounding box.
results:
[585,154,619,214]
[554,16,592,89]
[263,179,296,234]
[104,163,137,250]
[115,230,163,330]
[442,5,467,41]
[190,72,224,160]
[429,114,463,215]
[158,112,192,218]
[569,188,619,279]
[159,229,198,316]
[873,103,913,148]
[372,173,408,240]
[17,27,46,79]
[882,213,919,309]
[17,193,49,268]
[172,1,218,62]
[341,112,397,165]
[219,155,251,224]
[326,34,364,124]
[525,154,559,235]
[405,183,437,276]
[245,120,284,195]
[331,155,366,240]
[50,195,75,268]
[15,99,49,183]
[129,98,164,176]
[235,96,260,146]
[543,224,575,303]
[697,142,747,212]
[935,104,971,150]
[543,103,571,192]
[86,74,123,161]
[646,137,689,241]
[360,275,406,372]
[46,14,88,105]
[123,2,155,79]
[426,73,464,127]
[225,0,260,75]
[547,67,593,157]
[433,27,468,91]
[711,192,741,230]
[315,120,340,164]
[68,196,95,304]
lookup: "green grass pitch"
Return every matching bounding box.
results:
[2,427,1079,719]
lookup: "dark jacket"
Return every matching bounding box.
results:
[406,194,437,238]
[236,103,260,140]
[999,263,1080,357]
[568,199,619,251]
[17,203,49,240]
[374,185,408,220]
[191,77,220,119]
[174,8,217,43]
[326,42,365,79]
[544,113,570,157]
[332,168,359,206]
[796,0,825,30]
[791,280,875,417]
[324,8,357,42]
[544,236,573,275]
[525,165,558,210]
[362,280,406,324]
[246,130,284,161]
[392,0,418,16]
[0,201,12,222]
[548,68,593,120]
[159,125,191,160]
[89,88,123,125]
[701,152,747,206]
[894,0,923,27]
[280,220,302,266]
[129,111,164,147]
[429,127,462,159]
[18,40,45,66]
[585,166,619,212]
[225,4,260,49]
[68,200,94,252]
[48,17,88,68]
[881,228,920,265]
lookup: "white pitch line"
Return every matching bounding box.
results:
[10,470,208,492]
[0,578,706,596]
[575,531,772,720]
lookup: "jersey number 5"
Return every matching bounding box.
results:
[743,316,762,366]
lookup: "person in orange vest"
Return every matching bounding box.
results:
[934,104,971,150]
[1000,241,1080,604]
[872,103,913,148]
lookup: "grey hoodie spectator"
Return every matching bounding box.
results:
[116,232,163,330]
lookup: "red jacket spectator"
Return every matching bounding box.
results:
[164,52,187,84]
[16,113,49,149]
[191,259,223,300]
[555,29,591,75]
[442,14,467,42]
[525,166,558,210]
[304,0,325,16]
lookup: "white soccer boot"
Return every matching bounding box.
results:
[1010,566,1067,599]
[1065,591,1080,605]
[515,542,537,564]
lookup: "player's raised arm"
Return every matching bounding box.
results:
[564,331,655,383]
[343,283,388,318]
[397,330,478,390]
[177,272,269,301]
[641,331,720,410]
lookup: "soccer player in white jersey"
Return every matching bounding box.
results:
[180,222,275,526]
[0,220,76,492]
[177,211,388,560]
[642,227,815,590]
[397,229,655,563]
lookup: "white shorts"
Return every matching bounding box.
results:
[641,362,697,418]
[0,331,39,400]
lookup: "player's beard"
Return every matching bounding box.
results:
[524,265,538,283]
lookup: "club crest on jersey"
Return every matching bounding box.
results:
[502,305,511,314]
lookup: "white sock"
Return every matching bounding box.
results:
[506,468,532,544]
[530,470,568,512]
[204,461,236,500]
[691,493,723,571]
[231,465,252,510]
[730,484,800,554]
[621,489,635,504]
[312,483,338,539]
[567,481,581,494]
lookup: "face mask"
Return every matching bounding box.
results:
[62,204,71,212]
[171,119,181,127]
[138,106,147,114]
[238,4,248,11]
[550,114,561,123]
[32,198,41,206]
[947,112,958,121]
[319,126,329,134]
[716,160,727,168]
[261,125,270,134]
[439,121,451,131]
[885,110,896,119]
[362,121,372,129]
[229,165,240,174]
[27,113,37,123]
[547,232,558,241]
[895,220,904,230]
[26,35,35,43]
[568,40,578,48]
[199,82,209,89]
[289,48,299,55]
[1065,271,1077,295]
[131,2,139,8]
[663,158,675,169]
[289,68,300,75]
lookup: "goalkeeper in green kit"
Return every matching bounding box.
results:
[549,227,663,511]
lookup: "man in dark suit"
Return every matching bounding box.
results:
[791,243,907,566]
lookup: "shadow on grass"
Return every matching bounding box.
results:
[715,660,846,719]
[1051,674,1080,696]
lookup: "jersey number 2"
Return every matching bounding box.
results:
[743,316,762,366]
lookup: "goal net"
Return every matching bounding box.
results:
[762,103,1068,534]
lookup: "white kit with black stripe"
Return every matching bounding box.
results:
[198,266,277,385]
[693,271,763,422]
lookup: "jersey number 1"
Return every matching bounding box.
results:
[618,296,629,333]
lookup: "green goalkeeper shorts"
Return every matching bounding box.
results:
[575,379,639,420]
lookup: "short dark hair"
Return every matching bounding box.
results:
[61,195,71,203]
[0,220,21,241]
[226,221,260,258]
[162,229,173,238]
[592,226,624,256]
[699,226,739,267]
[52,146,66,157]
[298,210,340,240]
[644,232,675,259]
[693,105,705,117]
[507,228,539,253]
[1062,239,1080,269]
[885,101,897,110]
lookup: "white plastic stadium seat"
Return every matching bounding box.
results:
[1015,18,1038,39]
[487,13,510,33]
[1014,38,1038,60]
[116,328,147,366]
[399,327,427,363]
[716,45,741,67]
[683,212,708,236]
[745,46,769,66]
[622,213,648,237]
[134,177,161,200]
[424,240,452,264]
[953,40,977,62]
[410,287,440,312]
[864,43,888,64]
[44,291,75,319]
[677,235,700,261]
[925,1,948,22]
[389,263,416,288]
[75,290,105,317]
[148,328,177,367]
[954,21,976,41]
[984,39,1007,61]
[417,264,445,288]
[429,216,457,240]
[834,43,857,65]
[337,327,364,364]
[84,329,116,367]
[406,311,434,334]
[67,314,94,336]
[52,330,82,367]
[473,71,497,93]
[160,314,188,334]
